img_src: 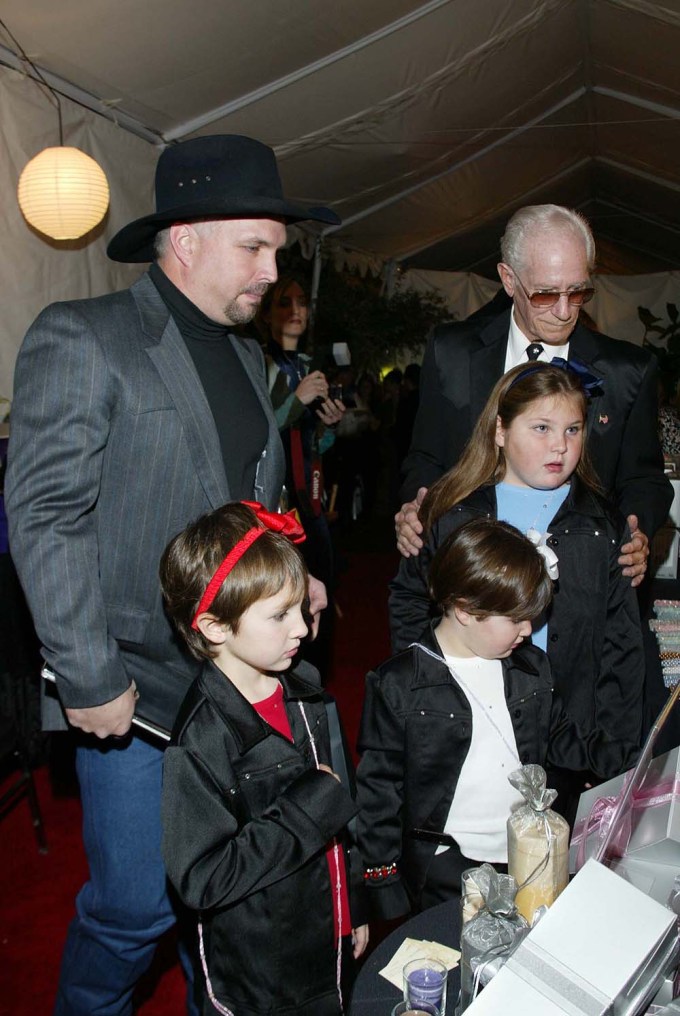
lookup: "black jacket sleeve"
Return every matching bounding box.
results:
[388,535,438,653]
[546,694,639,780]
[592,521,645,746]
[162,747,357,911]
[609,352,671,540]
[354,670,412,921]
[512,647,639,780]
[399,328,455,503]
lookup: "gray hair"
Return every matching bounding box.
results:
[153,226,171,262]
[153,219,218,263]
[500,205,596,272]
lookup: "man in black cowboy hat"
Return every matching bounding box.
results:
[6,135,340,1016]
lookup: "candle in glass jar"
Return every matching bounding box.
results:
[403,958,447,1014]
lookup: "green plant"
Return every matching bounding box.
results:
[314,265,449,374]
[274,244,450,373]
[639,303,680,398]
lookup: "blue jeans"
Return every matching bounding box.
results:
[54,734,198,1015]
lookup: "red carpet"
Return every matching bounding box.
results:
[0,535,398,1015]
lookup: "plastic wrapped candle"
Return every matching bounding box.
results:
[506,765,569,924]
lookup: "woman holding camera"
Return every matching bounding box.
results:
[258,275,344,668]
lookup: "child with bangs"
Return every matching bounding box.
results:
[159,501,367,1016]
[355,517,638,920]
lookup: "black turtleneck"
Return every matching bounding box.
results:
[149,264,268,499]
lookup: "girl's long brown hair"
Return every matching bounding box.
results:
[420,362,601,532]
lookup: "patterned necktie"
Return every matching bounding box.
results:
[526,343,544,361]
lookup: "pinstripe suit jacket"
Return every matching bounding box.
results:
[6,272,285,731]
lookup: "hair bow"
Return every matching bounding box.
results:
[549,357,603,397]
[191,501,306,628]
[526,528,559,581]
[241,501,306,543]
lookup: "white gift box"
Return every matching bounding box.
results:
[569,746,680,907]
[465,860,678,1015]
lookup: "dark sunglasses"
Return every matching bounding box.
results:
[514,273,595,310]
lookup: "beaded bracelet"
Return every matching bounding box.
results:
[363,862,397,881]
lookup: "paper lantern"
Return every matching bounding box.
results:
[18,146,110,240]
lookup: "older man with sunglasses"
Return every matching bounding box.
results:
[396,204,672,587]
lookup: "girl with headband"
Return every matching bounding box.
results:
[159,501,367,1016]
[389,361,645,824]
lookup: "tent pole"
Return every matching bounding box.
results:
[381,259,397,300]
[308,236,323,350]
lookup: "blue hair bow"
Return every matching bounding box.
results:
[550,356,603,397]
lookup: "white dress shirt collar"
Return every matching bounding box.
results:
[504,306,570,372]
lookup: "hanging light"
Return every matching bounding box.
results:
[18,146,110,240]
[3,16,110,241]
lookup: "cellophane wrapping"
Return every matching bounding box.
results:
[506,764,569,923]
[458,863,528,1013]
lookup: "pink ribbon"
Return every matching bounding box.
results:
[572,775,680,871]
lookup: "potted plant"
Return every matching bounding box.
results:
[639,303,680,397]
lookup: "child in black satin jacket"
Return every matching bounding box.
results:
[160,501,367,1016]
[356,517,638,921]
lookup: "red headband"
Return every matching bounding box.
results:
[190,501,306,630]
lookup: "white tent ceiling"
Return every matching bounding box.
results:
[2,0,680,279]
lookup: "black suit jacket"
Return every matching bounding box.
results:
[401,309,672,539]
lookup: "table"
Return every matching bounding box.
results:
[350,900,461,1016]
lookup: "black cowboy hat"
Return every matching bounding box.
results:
[107,134,340,263]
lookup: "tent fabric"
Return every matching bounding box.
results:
[0,67,155,395]
[1,0,679,394]
[2,0,679,273]
[400,266,680,346]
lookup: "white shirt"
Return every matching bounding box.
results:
[504,307,570,372]
[440,655,524,862]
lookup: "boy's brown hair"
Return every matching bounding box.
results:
[429,517,553,622]
[160,502,308,660]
